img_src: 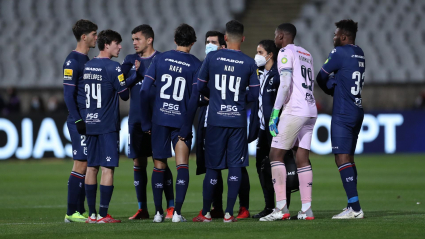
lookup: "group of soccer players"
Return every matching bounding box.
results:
[63,17,365,223]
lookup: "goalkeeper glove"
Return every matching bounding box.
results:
[75,119,86,135]
[269,108,280,137]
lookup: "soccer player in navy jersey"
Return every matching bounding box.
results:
[316,19,365,219]
[83,30,129,223]
[63,19,97,223]
[122,25,175,220]
[140,24,202,223]
[193,20,259,223]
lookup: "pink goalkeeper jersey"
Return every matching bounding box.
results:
[274,44,317,117]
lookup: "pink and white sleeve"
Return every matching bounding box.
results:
[273,49,294,110]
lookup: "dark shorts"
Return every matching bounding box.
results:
[128,123,152,159]
[67,121,87,160]
[331,118,363,155]
[205,125,249,169]
[151,123,191,159]
[87,131,120,167]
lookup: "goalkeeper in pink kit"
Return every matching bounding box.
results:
[260,23,317,221]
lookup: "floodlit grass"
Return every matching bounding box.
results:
[0,154,424,238]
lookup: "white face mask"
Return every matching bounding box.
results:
[205,43,218,55]
[255,54,270,67]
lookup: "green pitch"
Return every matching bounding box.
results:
[0,154,424,239]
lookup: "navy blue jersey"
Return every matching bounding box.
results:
[122,51,160,125]
[63,51,90,121]
[142,50,202,129]
[321,45,366,121]
[83,58,129,135]
[197,49,259,128]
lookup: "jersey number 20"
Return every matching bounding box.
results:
[85,83,101,108]
[160,74,186,101]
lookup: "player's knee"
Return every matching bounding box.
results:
[335,154,350,167]
[269,148,285,162]
[153,158,167,169]
[73,160,88,174]
[134,157,148,167]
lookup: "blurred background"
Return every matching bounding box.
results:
[0,0,424,159]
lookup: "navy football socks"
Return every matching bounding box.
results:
[239,167,250,209]
[164,166,175,208]
[67,171,84,215]
[174,164,189,215]
[152,167,165,214]
[134,166,148,210]
[77,179,86,214]
[338,163,361,211]
[226,167,242,216]
[99,185,114,217]
[212,171,223,210]
[202,169,220,215]
[85,184,97,216]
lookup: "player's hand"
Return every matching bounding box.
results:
[145,130,151,135]
[75,119,86,135]
[269,108,280,137]
[134,60,140,71]
[204,96,209,101]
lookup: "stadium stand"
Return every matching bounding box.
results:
[0,0,246,88]
[292,0,425,83]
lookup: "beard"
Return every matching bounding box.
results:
[334,37,342,48]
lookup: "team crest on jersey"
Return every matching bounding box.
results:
[281,57,288,64]
[63,69,73,80]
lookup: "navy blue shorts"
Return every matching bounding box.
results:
[87,131,120,167]
[128,123,152,159]
[67,121,87,160]
[331,118,363,155]
[151,123,191,159]
[205,125,249,169]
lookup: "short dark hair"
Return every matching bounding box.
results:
[72,19,98,41]
[277,23,297,40]
[205,31,226,47]
[335,19,358,40]
[97,30,122,51]
[131,24,155,44]
[174,24,197,47]
[225,20,244,39]
[258,39,278,62]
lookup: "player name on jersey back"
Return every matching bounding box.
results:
[198,49,259,128]
[278,44,317,118]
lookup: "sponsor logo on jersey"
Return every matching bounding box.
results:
[73,150,77,155]
[281,57,288,64]
[351,55,365,59]
[115,66,121,72]
[165,58,191,67]
[324,58,329,64]
[210,179,217,185]
[355,98,363,108]
[331,49,337,54]
[85,67,102,71]
[106,156,111,161]
[134,181,139,186]
[216,57,244,64]
[287,171,295,176]
[229,176,239,181]
[297,50,311,56]
[66,60,71,66]
[63,69,73,80]
[118,73,125,86]
[155,183,163,188]
[345,176,354,182]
